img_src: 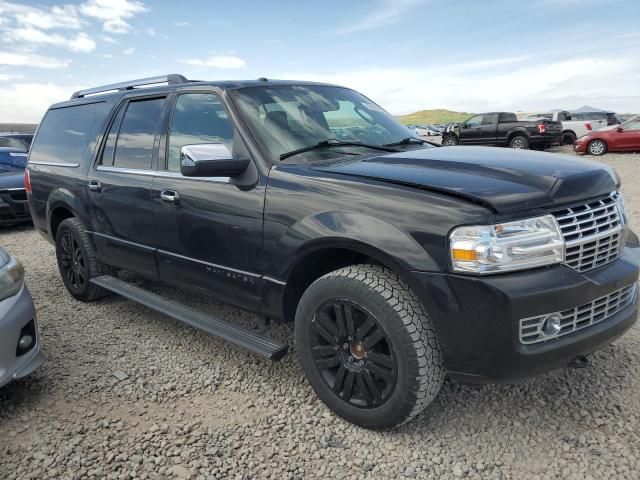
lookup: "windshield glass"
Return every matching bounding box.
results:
[232,85,425,162]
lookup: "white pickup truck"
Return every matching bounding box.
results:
[522,111,606,145]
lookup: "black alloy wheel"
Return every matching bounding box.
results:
[59,231,87,291]
[309,299,397,408]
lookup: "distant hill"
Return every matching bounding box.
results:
[397,109,473,125]
[0,123,37,134]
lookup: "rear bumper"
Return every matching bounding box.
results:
[0,284,44,388]
[0,189,31,225]
[412,244,639,383]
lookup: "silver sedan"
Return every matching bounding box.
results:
[0,247,45,387]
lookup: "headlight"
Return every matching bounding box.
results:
[0,256,24,301]
[450,215,565,274]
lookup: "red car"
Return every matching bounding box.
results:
[574,115,640,155]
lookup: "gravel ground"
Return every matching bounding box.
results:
[1,147,639,480]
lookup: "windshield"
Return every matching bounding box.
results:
[232,85,426,163]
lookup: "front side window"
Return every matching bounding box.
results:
[623,119,640,131]
[232,85,422,163]
[112,98,165,170]
[465,115,483,127]
[167,93,235,172]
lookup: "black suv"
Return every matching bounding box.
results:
[26,75,639,429]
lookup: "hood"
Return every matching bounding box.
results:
[310,146,617,213]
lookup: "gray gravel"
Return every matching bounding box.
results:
[1,147,639,479]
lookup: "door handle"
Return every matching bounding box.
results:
[88,180,102,192]
[160,190,180,205]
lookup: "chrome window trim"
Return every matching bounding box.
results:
[28,161,80,167]
[95,165,230,183]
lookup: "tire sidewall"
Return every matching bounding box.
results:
[510,135,529,149]
[55,218,100,301]
[295,274,426,429]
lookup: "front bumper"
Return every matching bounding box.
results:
[412,244,639,383]
[0,188,31,225]
[0,283,45,388]
[573,140,588,154]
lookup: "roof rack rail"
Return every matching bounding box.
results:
[70,74,188,99]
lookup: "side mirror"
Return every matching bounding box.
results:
[616,126,624,132]
[180,143,249,177]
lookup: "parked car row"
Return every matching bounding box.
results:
[573,115,640,155]
[408,124,444,136]
[521,111,607,145]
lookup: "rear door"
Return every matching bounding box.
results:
[151,91,265,311]
[458,115,483,145]
[87,96,167,279]
[478,113,498,145]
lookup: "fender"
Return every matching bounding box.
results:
[272,211,439,279]
[45,187,92,242]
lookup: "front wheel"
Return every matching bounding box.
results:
[509,135,529,149]
[587,139,607,156]
[295,265,444,429]
[441,135,459,146]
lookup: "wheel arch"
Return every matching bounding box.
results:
[280,237,430,324]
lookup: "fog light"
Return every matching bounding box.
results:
[542,314,562,337]
[18,334,33,350]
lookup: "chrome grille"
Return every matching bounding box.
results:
[552,193,625,272]
[519,283,637,345]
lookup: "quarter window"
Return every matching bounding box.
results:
[112,98,165,170]
[167,93,235,172]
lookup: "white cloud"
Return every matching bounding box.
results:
[123,47,135,55]
[101,34,117,43]
[0,50,70,69]
[0,73,22,81]
[180,55,246,69]
[175,21,191,27]
[0,82,78,122]
[145,26,155,36]
[8,27,96,53]
[0,2,84,30]
[79,0,147,34]
[336,0,430,34]
[284,54,640,114]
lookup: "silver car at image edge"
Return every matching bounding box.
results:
[0,246,45,387]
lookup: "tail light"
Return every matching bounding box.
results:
[585,122,592,131]
[537,124,546,134]
[24,169,32,194]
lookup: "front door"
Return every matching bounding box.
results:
[459,114,483,145]
[613,120,640,151]
[151,92,265,311]
[87,96,167,279]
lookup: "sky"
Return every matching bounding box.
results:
[0,0,638,123]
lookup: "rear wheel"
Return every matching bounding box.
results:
[55,218,110,301]
[562,131,577,145]
[295,264,444,429]
[587,139,607,156]
[509,135,529,149]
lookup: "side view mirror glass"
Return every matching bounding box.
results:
[180,143,249,177]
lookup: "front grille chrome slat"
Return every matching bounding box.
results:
[552,192,625,272]
[519,284,637,345]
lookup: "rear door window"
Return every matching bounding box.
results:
[112,98,165,170]
[29,102,109,165]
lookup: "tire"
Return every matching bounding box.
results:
[587,139,607,156]
[562,131,577,145]
[55,217,110,302]
[295,264,444,429]
[442,135,459,146]
[509,135,529,149]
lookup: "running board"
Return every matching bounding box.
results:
[90,275,288,361]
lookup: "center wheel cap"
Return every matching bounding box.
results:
[350,340,366,360]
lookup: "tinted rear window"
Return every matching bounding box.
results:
[29,102,109,165]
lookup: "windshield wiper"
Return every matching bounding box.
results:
[279,139,399,161]
[383,137,429,147]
